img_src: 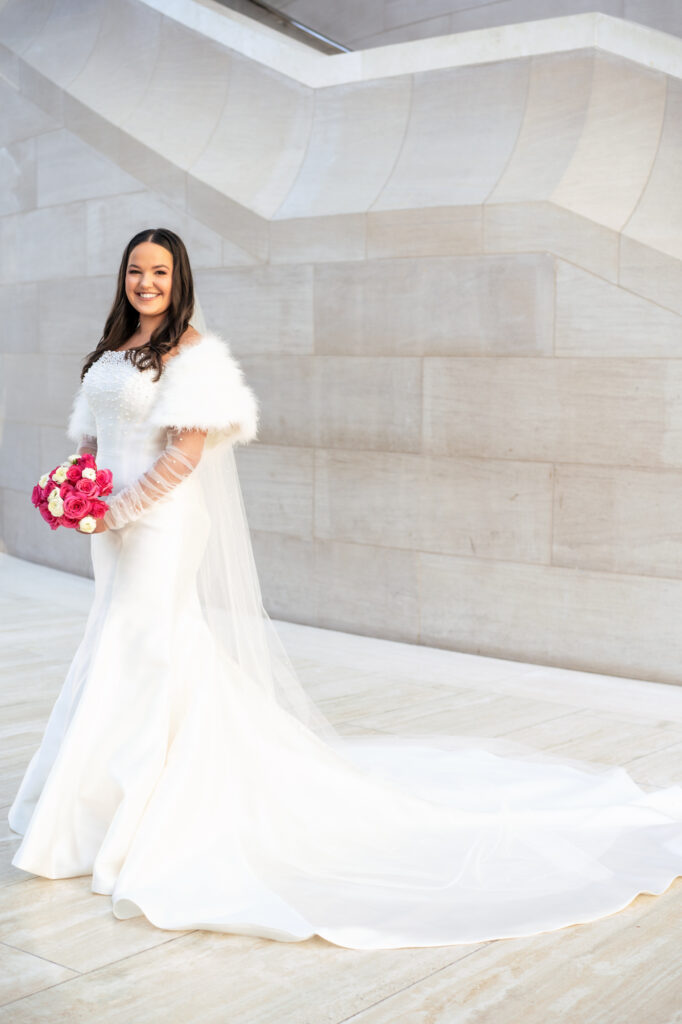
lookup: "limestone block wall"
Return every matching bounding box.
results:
[0,0,681,683]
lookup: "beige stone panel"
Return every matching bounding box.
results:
[316,356,422,452]
[190,57,312,218]
[553,462,682,579]
[250,530,316,623]
[484,201,620,282]
[275,76,411,218]
[619,236,682,316]
[491,51,594,204]
[270,213,366,264]
[61,90,188,210]
[237,444,313,540]
[21,0,106,87]
[555,260,682,356]
[315,449,552,563]
[38,276,115,355]
[0,926,475,1024]
[367,205,483,259]
[68,0,162,126]
[0,80,56,147]
[624,741,682,788]
[374,60,528,210]
[120,17,230,171]
[314,254,554,356]
[36,129,141,208]
[0,136,35,216]
[0,0,53,54]
[424,356,682,468]
[0,874,192,974]
[0,281,38,353]
[347,880,682,1024]
[193,265,313,356]
[623,78,682,261]
[0,942,77,1005]
[84,192,223,278]
[240,355,316,447]
[2,351,81,427]
[0,204,86,284]
[186,176,268,263]
[0,420,40,491]
[315,449,422,549]
[507,708,681,767]
[551,55,666,230]
[107,125,187,210]
[0,44,20,92]
[17,57,64,123]
[351,690,578,739]
[315,538,420,643]
[419,552,682,684]
[221,236,262,268]
[0,486,94,579]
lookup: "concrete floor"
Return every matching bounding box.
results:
[1,551,681,1023]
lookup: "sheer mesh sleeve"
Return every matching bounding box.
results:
[77,434,98,458]
[102,427,208,530]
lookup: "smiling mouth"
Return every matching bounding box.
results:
[137,293,160,300]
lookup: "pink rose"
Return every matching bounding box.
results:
[95,468,113,495]
[38,502,59,530]
[79,453,97,470]
[63,493,92,519]
[60,516,81,530]
[31,484,42,508]
[87,498,109,519]
[66,464,82,482]
[75,477,99,497]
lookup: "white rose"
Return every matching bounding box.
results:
[39,473,50,488]
[67,454,80,464]
[82,467,97,481]
[52,466,68,483]
[48,496,64,517]
[78,515,97,533]
[49,486,61,501]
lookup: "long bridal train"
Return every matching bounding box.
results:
[9,330,682,949]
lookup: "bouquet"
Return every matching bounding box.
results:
[31,452,113,533]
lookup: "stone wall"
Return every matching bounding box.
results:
[1,0,681,682]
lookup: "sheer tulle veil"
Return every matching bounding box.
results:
[187,295,338,741]
[185,294,644,782]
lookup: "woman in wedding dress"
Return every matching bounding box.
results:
[8,227,682,950]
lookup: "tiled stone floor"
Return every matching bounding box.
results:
[1,552,681,1023]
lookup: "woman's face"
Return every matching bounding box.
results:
[125,241,173,325]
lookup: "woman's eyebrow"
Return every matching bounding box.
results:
[128,263,170,269]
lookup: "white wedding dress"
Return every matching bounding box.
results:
[8,332,682,950]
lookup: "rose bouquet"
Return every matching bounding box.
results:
[31,452,113,533]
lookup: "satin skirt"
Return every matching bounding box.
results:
[9,480,682,949]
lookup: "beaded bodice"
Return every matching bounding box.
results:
[83,350,169,492]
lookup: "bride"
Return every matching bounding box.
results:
[8,227,682,949]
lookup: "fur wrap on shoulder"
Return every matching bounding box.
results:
[65,331,259,451]
[149,331,259,450]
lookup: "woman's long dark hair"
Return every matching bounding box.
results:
[79,227,195,383]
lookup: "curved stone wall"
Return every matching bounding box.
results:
[1,0,681,683]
